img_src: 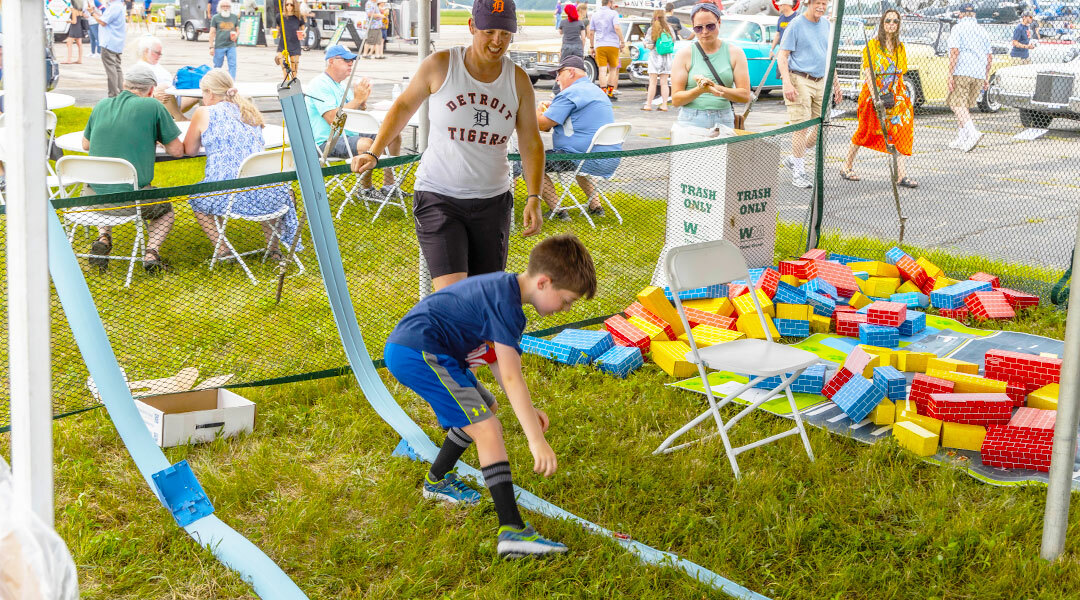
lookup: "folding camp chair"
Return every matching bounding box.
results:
[334,109,411,222]
[653,239,817,478]
[549,122,631,228]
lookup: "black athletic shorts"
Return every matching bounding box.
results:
[413,189,513,280]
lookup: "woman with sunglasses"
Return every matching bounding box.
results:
[275,0,305,79]
[670,3,751,130]
[841,9,917,188]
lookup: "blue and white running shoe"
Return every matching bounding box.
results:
[421,471,482,505]
[497,523,569,558]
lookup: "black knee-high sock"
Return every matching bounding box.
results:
[428,427,472,482]
[482,461,524,530]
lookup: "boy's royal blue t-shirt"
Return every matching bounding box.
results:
[386,272,527,364]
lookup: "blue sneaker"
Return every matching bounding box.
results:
[497,523,568,558]
[422,471,481,505]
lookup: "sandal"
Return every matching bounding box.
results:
[897,177,919,189]
[88,233,112,273]
[267,250,284,264]
[658,106,668,111]
[641,105,653,111]
[143,248,172,275]
[839,168,861,182]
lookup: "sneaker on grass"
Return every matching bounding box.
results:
[791,171,812,189]
[422,470,481,505]
[497,523,568,558]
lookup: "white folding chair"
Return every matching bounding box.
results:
[209,149,305,284]
[549,122,631,228]
[654,240,817,478]
[56,156,144,288]
[1,111,62,204]
[334,109,412,222]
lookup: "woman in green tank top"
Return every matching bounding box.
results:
[670,3,751,130]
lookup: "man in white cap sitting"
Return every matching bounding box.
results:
[135,35,200,120]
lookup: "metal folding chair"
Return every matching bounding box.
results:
[334,109,412,222]
[549,122,631,228]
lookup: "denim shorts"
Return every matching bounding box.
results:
[677,106,735,130]
[327,133,377,159]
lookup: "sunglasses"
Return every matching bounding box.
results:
[884,18,899,23]
[692,22,717,34]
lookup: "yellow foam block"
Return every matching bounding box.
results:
[896,280,921,294]
[678,325,744,347]
[847,291,872,309]
[732,289,775,318]
[810,314,832,334]
[932,277,959,291]
[1027,383,1059,410]
[915,257,944,279]
[894,421,939,457]
[926,369,1007,394]
[780,274,801,286]
[941,422,987,452]
[894,398,915,415]
[627,316,668,341]
[1040,352,1060,359]
[736,313,779,340]
[683,297,734,317]
[898,410,943,436]
[896,351,935,373]
[651,341,696,378]
[925,357,979,375]
[870,399,895,425]
[637,286,686,337]
[859,277,901,298]
[849,261,900,278]
[776,303,813,321]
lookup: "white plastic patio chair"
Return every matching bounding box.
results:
[653,239,817,478]
[549,122,631,228]
[55,156,144,288]
[209,149,305,284]
[334,109,412,222]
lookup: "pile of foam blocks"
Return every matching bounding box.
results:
[521,247,1058,470]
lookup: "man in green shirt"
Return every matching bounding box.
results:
[209,0,239,79]
[81,63,184,274]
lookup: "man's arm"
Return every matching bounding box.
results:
[537,112,558,132]
[615,23,624,49]
[493,343,556,477]
[163,136,185,157]
[947,47,959,91]
[514,66,545,237]
[81,136,90,151]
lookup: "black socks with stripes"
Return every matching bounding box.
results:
[482,461,524,530]
[428,427,472,482]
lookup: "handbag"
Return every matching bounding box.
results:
[173,65,212,89]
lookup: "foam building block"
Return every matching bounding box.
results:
[930,280,994,309]
[775,318,811,338]
[941,422,987,452]
[890,292,929,309]
[637,286,686,337]
[910,373,955,412]
[898,312,927,337]
[779,259,810,279]
[925,357,979,375]
[678,324,744,347]
[915,257,944,279]
[627,316,669,342]
[984,349,1062,394]
[835,304,858,316]
[895,256,929,288]
[828,253,870,265]
[894,421,939,456]
[1004,381,1027,407]
[938,307,970,322]
[835,312,867,338]
[728,283,749,298]
[927,370,1008,395]
[736,313,779,340]
[776,303,813,321]
[663,285,726,301]
[822,368,855,400]
[551,329,614,363]
[867,301,907,327]
[806,290,836,317]
[806,260,858,297]
[780,274,801,286]
[810,314,832,333]
[625,302,676,340]
[802,276,838,298]
[733,289,775,317]
[849,261,900,278]
[791,364,826,394]
[521,335,590,365]
[852,271,869,281]
[753,268,781,299]
[604,315,651,353]
[925,393,1013,425]
[981,408,1056,471]
[931,277,958,291]
[683,297,736,316]
[594,345,644,378]
[833,375,885,422]
[651,341,696,377]
[896,351,934,373]
[1027,383,1059,410]
[999,287,1040,310]
[860,345,896,367]
[968,272,1000,288]
[965,291,1016,320]
[685,307,737,331]
[774,281,807,305]
[873,366,907,402]
[801,249,828,260]
[897,409,944,436]
[859,323,900,348]
[859,277,901,298]
[870,399,895,425]
[847,292,872,309]
[842,346,876,377]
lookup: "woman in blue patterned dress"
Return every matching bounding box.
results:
[183,69,300,260]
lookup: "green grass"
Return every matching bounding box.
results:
[440,9,555,28]
[4,106,1079,599]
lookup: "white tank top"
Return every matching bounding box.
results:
[414,46,520,198]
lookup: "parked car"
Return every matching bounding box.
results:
[836,16,1023,112]
[508,17,647,84]
[993,45,1080,127]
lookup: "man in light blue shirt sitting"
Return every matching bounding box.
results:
[89,0,127,97]
[305,45,401,198]
[535,55,622,220]
[946,3,992,151]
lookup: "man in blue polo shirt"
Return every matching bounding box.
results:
[1010,11,1038,63]
[536,55,622,220]
[89,0,127,97]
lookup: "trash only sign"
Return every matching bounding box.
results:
[652,124,778,287]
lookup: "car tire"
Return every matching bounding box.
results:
[584,57,597,82]
[1019,109,1053,129]
[184,22,199,41]
[529,75,540,85]
[977,75,1002,113]
[904,74,924,109]
[303,25,322,50]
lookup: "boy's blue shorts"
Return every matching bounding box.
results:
[384,342,496,429]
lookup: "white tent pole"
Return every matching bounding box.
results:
[1040,221,1080,560]
[6,0,54,525]
[417,0,431,152]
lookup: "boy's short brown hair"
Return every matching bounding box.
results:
[526,234,597,299]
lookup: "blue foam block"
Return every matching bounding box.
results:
[664,284,728,301]
[806,290,837,317]
[152,460,215,527]
[832,375,885,422]
[552,329,615,363]
[775,318,811,338]
[791,364,826,394]
[852,270,869,281]
[930,280,994,309]
[774,281,807,304]
[521,335,590,365]
[828,253,870,265]
[898,311,927,336]
[858,323,900,348]
[872,365,907,402]
[890,292,930,309]
[885,246,912,265]
[802,277,837,298]
[594,345,644,378]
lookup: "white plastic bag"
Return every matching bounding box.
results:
[0,457,80,600]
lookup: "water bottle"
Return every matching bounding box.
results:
[392,83,402,100]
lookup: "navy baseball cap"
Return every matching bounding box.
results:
[959,3,976,12]
[558,55,586,73]
[472,0,518,33]
[325,44,357,61]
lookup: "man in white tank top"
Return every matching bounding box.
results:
[350,0,546,293]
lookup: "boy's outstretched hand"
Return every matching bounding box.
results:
[530,438,557,477]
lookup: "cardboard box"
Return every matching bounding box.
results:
[136,388,255,448]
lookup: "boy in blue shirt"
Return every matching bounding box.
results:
[384,234,596,558]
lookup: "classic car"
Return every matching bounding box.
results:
[993,45,1080,127]
[836,17,1024,112]
[508,17,647,83]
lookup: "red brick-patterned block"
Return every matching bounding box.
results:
[684,307,737,331]
[604,315,651,353]
[806,260,858,298]
[965,291,1016,320]
[925,393,1013,425]
[895,255,929,288]
[983,349,1061,393]
[822,368,854,400]
[910,373,955,412]
[1005,380,1026,407]
[999,287,1040,310]
[981,426,1053,472]
[801,249,828,261]
[624,302,676,340]
[835,312,868,338]
[1010,406,1057,432]
[755,268,781,299]
[866,301,907,327]
[919,277,937,296]
[939,307,970,322]
[728,283,750,299]
[842,346,877,375]
[779,260,810,279]
[832,304,856,321]
[969,272,1000,289]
